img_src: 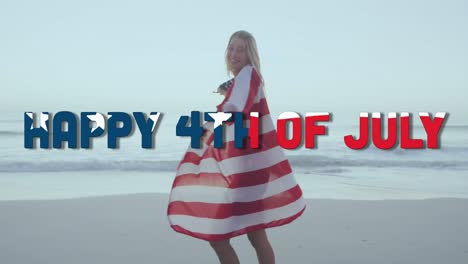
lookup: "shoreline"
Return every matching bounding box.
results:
[2,169,467,201]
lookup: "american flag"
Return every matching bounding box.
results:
[167,65,306,241]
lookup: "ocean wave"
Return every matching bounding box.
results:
[0,120,22,123]
[288,155,468,170]
[0,160,180,172]
[0,155,467,173]
[0,130,22,136]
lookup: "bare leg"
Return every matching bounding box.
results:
[247,229,275,264]
[209,239,240,264]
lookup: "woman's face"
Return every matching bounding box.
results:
[227,37,249,75]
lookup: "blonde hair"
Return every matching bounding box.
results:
[225,30,262,80]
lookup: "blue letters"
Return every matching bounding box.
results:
[24,112,50,149]
[24,112,160,149]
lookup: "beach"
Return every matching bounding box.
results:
[1,193,467,264]
[1,0,467,262]
[1,115,468,263]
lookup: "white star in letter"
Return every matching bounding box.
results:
[87,113,105,133]
[26,112,33,130]
[40,112,49,131]
[208,112,232,129]
[150,113,161,132]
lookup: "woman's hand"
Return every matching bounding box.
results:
[213,86,227,96]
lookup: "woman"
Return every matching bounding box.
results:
[167,30,306,264]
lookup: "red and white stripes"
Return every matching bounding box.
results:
[167,65,306,241]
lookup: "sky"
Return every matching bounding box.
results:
[1,0,467,125]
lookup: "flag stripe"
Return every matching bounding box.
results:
[170,206,305,241]
[168,184,302,219]
[170,172,298,203]
[201,112,275,143]
[168,194,305,234]
[168,65,305,241]
[176,146,286,176]
[172,159,292,188]
[181,111,275,162]
[180,129,279,165]
[242,65,261,113]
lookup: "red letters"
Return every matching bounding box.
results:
[249,112,259,148]
[305,112,330,148]
[372,112,397,149]
[419,112,446,149]
[277,112,330,149]
[344,113,369,150]
[277,112,302,149]
[344,112,447,149]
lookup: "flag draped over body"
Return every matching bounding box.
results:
[167,65,306,241]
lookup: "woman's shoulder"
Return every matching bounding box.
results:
[236,64,261,81]
[242,64,254,71]
[239,64,254,75]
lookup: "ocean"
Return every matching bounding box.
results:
[1,112,467,201]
